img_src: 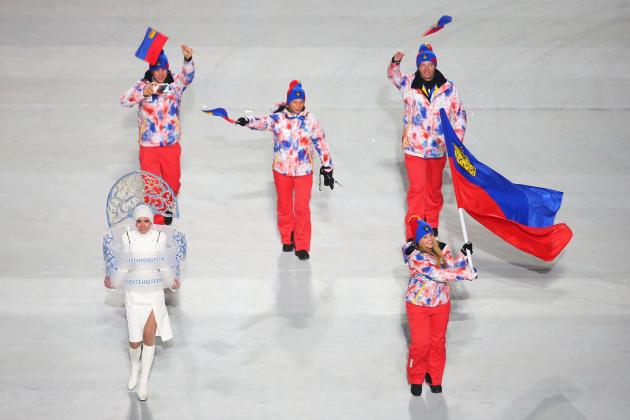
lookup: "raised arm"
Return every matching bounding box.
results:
[387,51,406,91]
[172,44,195,92]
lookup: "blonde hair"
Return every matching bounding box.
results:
[417,239,444,268]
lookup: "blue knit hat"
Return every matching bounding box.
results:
[286,80,306,104]
[414,218,434,243]
[149,50,169,71]
[416,44,437,67]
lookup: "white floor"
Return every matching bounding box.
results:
[1,1,629,419]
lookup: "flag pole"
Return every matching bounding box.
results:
[458,208,474,270]
[441,110,474,270]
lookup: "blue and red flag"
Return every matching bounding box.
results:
[201,107,236,124]
[135,27,169,65]
[439,108,572,261]
[422,15,453,36]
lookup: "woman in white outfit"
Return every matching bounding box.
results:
[104,204,180,401]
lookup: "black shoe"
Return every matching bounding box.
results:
[164,211,173,226]
[429,384,442,393]
[295,250,310,260]
[425,373,442,393]
[410,384,422,396]
[282,231,295,252]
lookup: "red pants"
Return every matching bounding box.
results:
[273,171,312,251]
[139,143,181,224]
[406,301,451,385]
[404,154,446,239]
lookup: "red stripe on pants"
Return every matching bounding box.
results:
[139,143,181,224]
[406,301,450,385]
[404,154,446,239]
[273,171,312,251]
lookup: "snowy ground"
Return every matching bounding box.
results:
[1,0,629,419]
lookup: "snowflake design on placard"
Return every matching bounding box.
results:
[173,230,187,277]
[173,231,187,262]
[105,171,179,227]
[102,231,116,275]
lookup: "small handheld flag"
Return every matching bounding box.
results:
[135,27,169,65]
[201,107,236,124]
[422,15,452,36]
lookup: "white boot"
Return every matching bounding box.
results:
[137,345,155,401]
[127,346,142,390]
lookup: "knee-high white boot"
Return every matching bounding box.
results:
[137,345,155,401]
[127,346,142,390]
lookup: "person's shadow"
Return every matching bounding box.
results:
[275,252,315,329]
[126,391,154,420]
[408,392,450,420]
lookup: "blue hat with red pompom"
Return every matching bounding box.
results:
[416,44,437,67]
[286,80,306,104]
[149,50,169,71]
[408,215,433,242]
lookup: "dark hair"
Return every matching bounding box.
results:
[142,69,175,83]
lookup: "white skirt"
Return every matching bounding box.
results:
[125,289,173,343]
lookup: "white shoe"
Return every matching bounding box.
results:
[127,346,142,390]
[137,345,155,401]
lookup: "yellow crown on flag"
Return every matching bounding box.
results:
[454,144,477,176]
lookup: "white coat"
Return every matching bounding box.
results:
[122,228,173,342]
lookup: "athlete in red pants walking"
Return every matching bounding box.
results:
[403,217,476,396]
[121,44,195,224]
[404,154,446,238]
[235,80,334,260]
[388,44,467,240]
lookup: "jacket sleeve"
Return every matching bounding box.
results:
[247,114,275,131]
[448,85,467,142]
[409,248,475,283]
[402,241,416,264]
[120,80,147,107]
[387,61,406,92]
[172,59,195,93]
[309,115,333,168]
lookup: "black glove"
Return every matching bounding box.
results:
[235,117,249,126]
[404,240,416,256]
[461,242,473,256]
[391,56,401,65]
[320,166,334,190]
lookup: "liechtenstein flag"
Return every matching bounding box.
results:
[422,15,453,36]
[135,27,168,65]
[439,108,573,261]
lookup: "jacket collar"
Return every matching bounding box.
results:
[283,108,308,119]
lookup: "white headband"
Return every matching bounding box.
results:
[133,204,154,222]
